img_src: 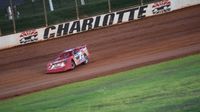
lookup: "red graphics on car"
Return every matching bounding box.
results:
[46,45,90,73]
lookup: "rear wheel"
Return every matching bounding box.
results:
[71,60,76,69]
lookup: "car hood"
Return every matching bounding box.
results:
[50,59,67,65]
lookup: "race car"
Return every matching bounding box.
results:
[46,45,89,73]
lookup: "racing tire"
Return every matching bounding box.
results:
[71,60,76,69]
[83,54,89,64]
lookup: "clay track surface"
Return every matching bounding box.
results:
[0,5,200,100]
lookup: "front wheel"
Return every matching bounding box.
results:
[83,54,89,64]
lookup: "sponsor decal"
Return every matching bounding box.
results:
[43,5,148,39]
[19,29,38,44]
[152,0,171,15]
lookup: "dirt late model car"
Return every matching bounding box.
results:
[46,45,89,73]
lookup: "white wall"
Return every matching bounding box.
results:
[171,0,200,10]
[0,33,19,49]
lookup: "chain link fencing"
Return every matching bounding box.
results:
[0,0,160,36]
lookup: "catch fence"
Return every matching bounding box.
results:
[0,0,160,36]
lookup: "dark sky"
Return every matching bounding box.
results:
[0,0,24,9]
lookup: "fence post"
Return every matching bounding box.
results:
[48,0,54,11]
[43,0,48,27]
[80,0,85,5]
[10,0,16,33]
[108,0,111,12]
[75,0,80,19]
[141,0,143,5]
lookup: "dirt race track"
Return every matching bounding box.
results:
[0,5,200,100]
